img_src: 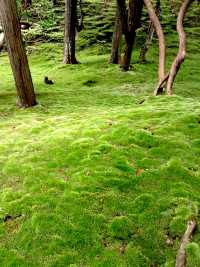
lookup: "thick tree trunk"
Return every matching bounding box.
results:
[63,0,78,64]
[166,0,195,95]
[139,0,161,63]
[0,0,37,108]
[109,6,122,64]
[121,0,143,71]
[123,35,135,70]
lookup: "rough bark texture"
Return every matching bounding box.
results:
[63,0,78,64]
[139,0,161,63]
[117,0,143,71]
[143,0,166,94]
[0,0,37,108]
[166,0,195,95]
[176,219,197,267]
[109,6,122,64]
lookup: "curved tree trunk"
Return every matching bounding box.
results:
[139,0,161,63]
[109,6,122,64]
[166,0,195,95]
[63,0,78,64]
[143,0,166,95]
[0,0,37,108]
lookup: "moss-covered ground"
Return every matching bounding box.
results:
[0,38,200,266]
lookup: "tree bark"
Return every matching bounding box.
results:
[109,5,122,64]
[166,0,195,95]
[120,0,143,71]
[175,219,197,267]
[63,0,78,64]
[139,0,161,63]
[0,0,37,108]
[143,0,166,95]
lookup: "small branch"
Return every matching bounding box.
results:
[175,219,197,267]
[154,73,169,95]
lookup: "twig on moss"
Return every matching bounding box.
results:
[175,219,197,267]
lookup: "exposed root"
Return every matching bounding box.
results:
[175,219,197,267]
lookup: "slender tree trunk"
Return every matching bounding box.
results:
[143,0,166,95]
[139,0,161,63]
[166,0,195,95]
[121,0,143,71]
[109,6,122,64]
[63,0,78,64]
[0,0,37,108]
[139,22,155,63]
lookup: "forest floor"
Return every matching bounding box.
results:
[0,38,200,267]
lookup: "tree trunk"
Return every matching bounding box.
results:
[166,0,195,95]
[0,0,37,108]
[139,0,161,63]
[139,22,155,63]
[63,0,78,64]
[143,0,166,95]
[123,35,135,71]
[117,0,143,71]
[109,6,122,64]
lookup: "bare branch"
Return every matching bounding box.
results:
[176,219,197,267]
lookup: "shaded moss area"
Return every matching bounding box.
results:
[0,39,200,266]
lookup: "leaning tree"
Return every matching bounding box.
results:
[139,0,161,63]
[0,0,37,107]
[144,0,196,95]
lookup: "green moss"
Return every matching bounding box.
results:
[0,36,200,266]
[108,216,134,239]
[186,243,200,267]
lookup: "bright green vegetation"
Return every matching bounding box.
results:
[0,37,200,266]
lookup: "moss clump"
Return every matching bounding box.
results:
[186,243,200,267]
[108,216,134,240]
